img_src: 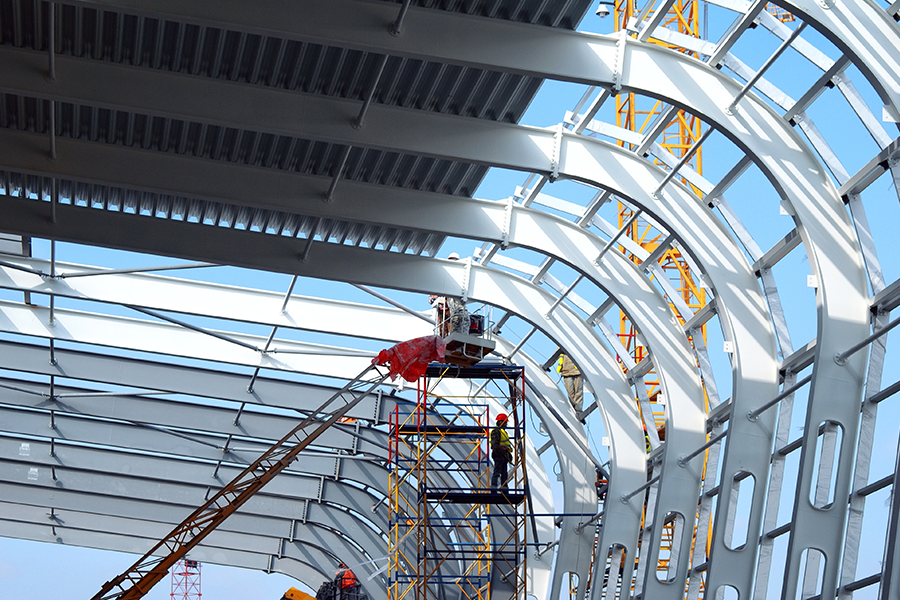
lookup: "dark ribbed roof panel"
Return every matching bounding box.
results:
[0,92,488,197]
[381,0,592,30]
[0,2,578,124]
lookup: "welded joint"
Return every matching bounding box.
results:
[621,474,660,504]
[501,196,514,249]
[549,123,563,182]
[534,539,559,559]
[246,366,261,394]
[574,510,602,535]
[389,0,411,36]
[835,312,900,365]
[220,434,233,455]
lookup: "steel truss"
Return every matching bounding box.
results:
[0,1,900,599]
[92,363,390,600]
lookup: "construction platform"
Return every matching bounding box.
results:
[388,362,528,600]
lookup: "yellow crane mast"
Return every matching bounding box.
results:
[605,0,792,594]
[610,0,708,591]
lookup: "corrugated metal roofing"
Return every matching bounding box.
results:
[0,0,593,256]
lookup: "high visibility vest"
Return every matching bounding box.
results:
[557,354,579,376]
[339,569,357,588]
[491,426,512,453]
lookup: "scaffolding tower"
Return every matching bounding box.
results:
[389,364,527,600]
[170,560,201,600]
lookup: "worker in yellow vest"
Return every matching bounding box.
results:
[557,353,583,413]
[490,413,513,488]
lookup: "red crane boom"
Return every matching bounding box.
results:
[92,363,391,600]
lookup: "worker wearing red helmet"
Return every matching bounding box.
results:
[490,413,513,488]
[337,563,357,589]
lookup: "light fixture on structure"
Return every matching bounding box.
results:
[596,1,614,17]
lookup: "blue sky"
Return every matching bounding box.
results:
[3,5,900,599]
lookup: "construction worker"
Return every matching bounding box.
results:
[428,253,469,336]
[339,564,356,588]
[428,293,450,336]
[557,353,584,414]
[490,413,513,489]
[595,466,609,500]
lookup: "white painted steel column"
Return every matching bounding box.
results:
[490,342,602,600]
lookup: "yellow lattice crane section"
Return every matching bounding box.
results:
[766,2,796,22]
[610,0,709,594]
[578,4,792,599]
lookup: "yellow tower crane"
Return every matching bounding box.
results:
[606,0,793,594]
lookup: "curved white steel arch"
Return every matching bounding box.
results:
[0,189,712,592]
[775,0,900,111]
[492,339,629,600]
[0,2,892,596]
[0,249,647,596]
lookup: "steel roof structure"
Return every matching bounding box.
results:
[1,1,900,599]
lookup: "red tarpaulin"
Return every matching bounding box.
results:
[373,335,446,382]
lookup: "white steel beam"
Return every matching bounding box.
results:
[0,339,396,427]
[0,506,370,598]
[497,339,616,598]
[0,257,425,344]
[53,0,900,112]
[0,383,390,472]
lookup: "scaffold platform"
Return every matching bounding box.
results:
[388,362,528,600]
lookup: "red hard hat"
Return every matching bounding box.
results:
[496,413,508,422]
